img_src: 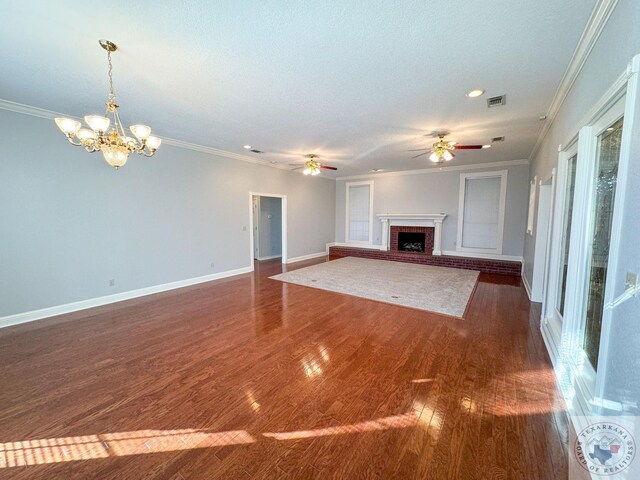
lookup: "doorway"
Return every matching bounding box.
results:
[530,179,553,302]
[249,192,287,264]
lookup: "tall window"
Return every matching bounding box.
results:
[556,154,578,317]
[457,171,508,254]
[583,117,623,370]
[346,181,373,243]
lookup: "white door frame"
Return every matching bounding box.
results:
[530,176,554,302]
[540,54,640,420]
[249,192,287,265]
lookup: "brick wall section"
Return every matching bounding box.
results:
[390,226,434,253]
[329,246,521,276]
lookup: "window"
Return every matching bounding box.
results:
[556,153,577,317]
[456,171,508,254]
[345,181,373,244]
[582,117,624,370]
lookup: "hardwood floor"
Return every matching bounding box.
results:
[0,258,569,479]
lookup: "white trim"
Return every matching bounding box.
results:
[0,98,336,179]
[441,250,523,263]
[345,180,374,245]
[0,265,254,330]
[249,192,287,265]
[286,252,328,264]
[522,274,533,301]
[539,168,557,322]
[336,159,528,181]
[328,242,386,251]
[456,170,508,255]
[526,176,537,235]
[529,0,620,162]
[256,254,282,261]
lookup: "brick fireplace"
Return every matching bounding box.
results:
[390,226,435,254]
[377,213,446,255]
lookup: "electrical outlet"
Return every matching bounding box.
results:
[242,226,247,231]
[109,279,115,287]
[626,271,639,296]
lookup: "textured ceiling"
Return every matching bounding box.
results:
[0,0,596,176]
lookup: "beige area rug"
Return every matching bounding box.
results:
[270,257,479,317]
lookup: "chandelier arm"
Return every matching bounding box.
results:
[66,136,84,147]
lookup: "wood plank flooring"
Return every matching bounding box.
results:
[0,258,569,479]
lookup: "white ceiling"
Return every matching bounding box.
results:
[1,0,597,177]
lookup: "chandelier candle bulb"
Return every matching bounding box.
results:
[54,117,81,135]
[53,39,161,169]
[76,128,97,141]
[146,136,162,150]
[130,124,151,141]
[84,115,110,133]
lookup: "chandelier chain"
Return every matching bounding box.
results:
[107,50,115,101]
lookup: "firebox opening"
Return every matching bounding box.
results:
[398,232,425,252]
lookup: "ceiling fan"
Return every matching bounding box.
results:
[289,154,338,176]
[409,133,490,163]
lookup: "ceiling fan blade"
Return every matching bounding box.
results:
[453,145,484,150]
[408,148,429,152]
[291,166,304,171]
[288,163,303,166]
[320,165,338,170]
[411,152,429,159]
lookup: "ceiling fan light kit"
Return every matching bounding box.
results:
[288,154,338,176]
[53,40,161,169]
[411,134,488,164]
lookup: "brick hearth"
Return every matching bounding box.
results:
[329,246,521,276]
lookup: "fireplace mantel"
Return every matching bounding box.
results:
[377,213,447,255]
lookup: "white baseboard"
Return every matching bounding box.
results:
[0,265,254,330]
[286,251,327,264]
[441,250,524,263]
[256,254,281,261]
[522,274,533,300]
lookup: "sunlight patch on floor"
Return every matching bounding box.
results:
[0,429,255,468]
[262,412,419,440]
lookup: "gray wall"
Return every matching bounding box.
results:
[525,0,640,413]
[0,110,335,317]
[258,196,282,258]
[335,163,530,257]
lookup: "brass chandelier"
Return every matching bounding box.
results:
[54,40,161,169]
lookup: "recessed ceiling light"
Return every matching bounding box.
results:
[482,145,491,149]
[243,145,252,149]
[466,89,485,98]
[370,168,383,172]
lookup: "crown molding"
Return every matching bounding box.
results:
[528,0,619,162]
[0,98,314,175]
[335,159,529,181]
